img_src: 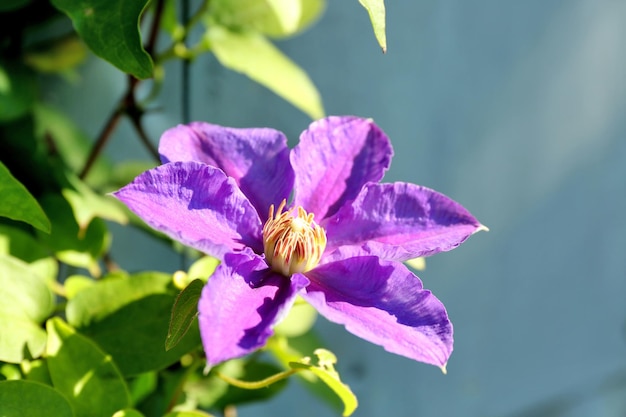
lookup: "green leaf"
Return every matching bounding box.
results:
[166,279,203,351]
[0,61,37,122]
[66,271,172,328]
[81,294,202,376]
[66,272,201,376]
[0,380,74,417]
[112,409,147,417]
[37,194,111,276]
[135,367,188,416]
[274,297,317,337]
[289,349,358,416]
[50,0,154,79]
[128,372,157,406]
[21,359,52,385]
[0,161,51,233]
[358,0,387,52]
[405,257,426,271]
[187,255,220,283]
[211,0,325,38]
[267,333,342,412]
[0,0,32,12]
[0,224,58,282]
[0,255,55,363]
[206,25,324,119]
[63,275,95,300]
[46,317,131,417]
[61,171,128,231]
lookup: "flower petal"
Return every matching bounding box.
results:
[291,116,393,219]
[303,257,453,367]
[159,122,294,220]
[198,251,309,366]
[324,182,484,261]
[113,161,263,258]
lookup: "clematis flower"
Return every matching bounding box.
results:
[114,116,485,370]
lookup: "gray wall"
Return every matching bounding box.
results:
[45,0,626,416]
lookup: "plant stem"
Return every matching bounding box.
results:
[79,105,123,179]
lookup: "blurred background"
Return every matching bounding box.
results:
[41,0,626,416]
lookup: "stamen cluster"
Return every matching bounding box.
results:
[262,200,327,276]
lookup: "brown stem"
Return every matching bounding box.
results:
[145,0,166,57]
[79,106,123,179]
[128,111,160,161]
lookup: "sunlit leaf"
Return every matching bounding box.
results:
[0,224,57,282]
[50,0,153,79]
[66,272,201,376]
[37,194,110,276]
[405,257,426,271]
[206,25,324,119]
[358,0,386,52]
[210,0,325,38]
[66,271,172,327]
[61,171,127,232]
[289,349,357,416]
[165,279,203,351]
[267,333,342,412]
[63,275,95,299]
[0,380,73,417]
[21,359,52,385]
[46,317,131,417]
[0,161,50,233]
[187,255,219,282]
[274,297,317,337]
[112,409,147,417]
[0,255,54,363]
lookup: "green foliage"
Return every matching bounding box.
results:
[50,0,153,79]
[290,349,358,416]
[66,271,202,376]
[0,61,37,122]
[210,0,325,38]
[166,279,204,351]
[0,161,50,232]
[358,0,387,52]
[0,255,54,363]
[46,317,131,417]
[0,380,74,417]
[206,25,325,120]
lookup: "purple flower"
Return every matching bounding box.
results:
[113,116,485,369]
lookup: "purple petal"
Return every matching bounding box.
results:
[291,116,393,220]
[324,182,484,261]
[113,161,263,258]
[303,257,453,368]
[198,251,310,366]
[159,122,294,220]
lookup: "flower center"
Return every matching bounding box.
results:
[262,200,327,276]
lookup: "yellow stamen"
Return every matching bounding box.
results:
[262,200,327,276]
